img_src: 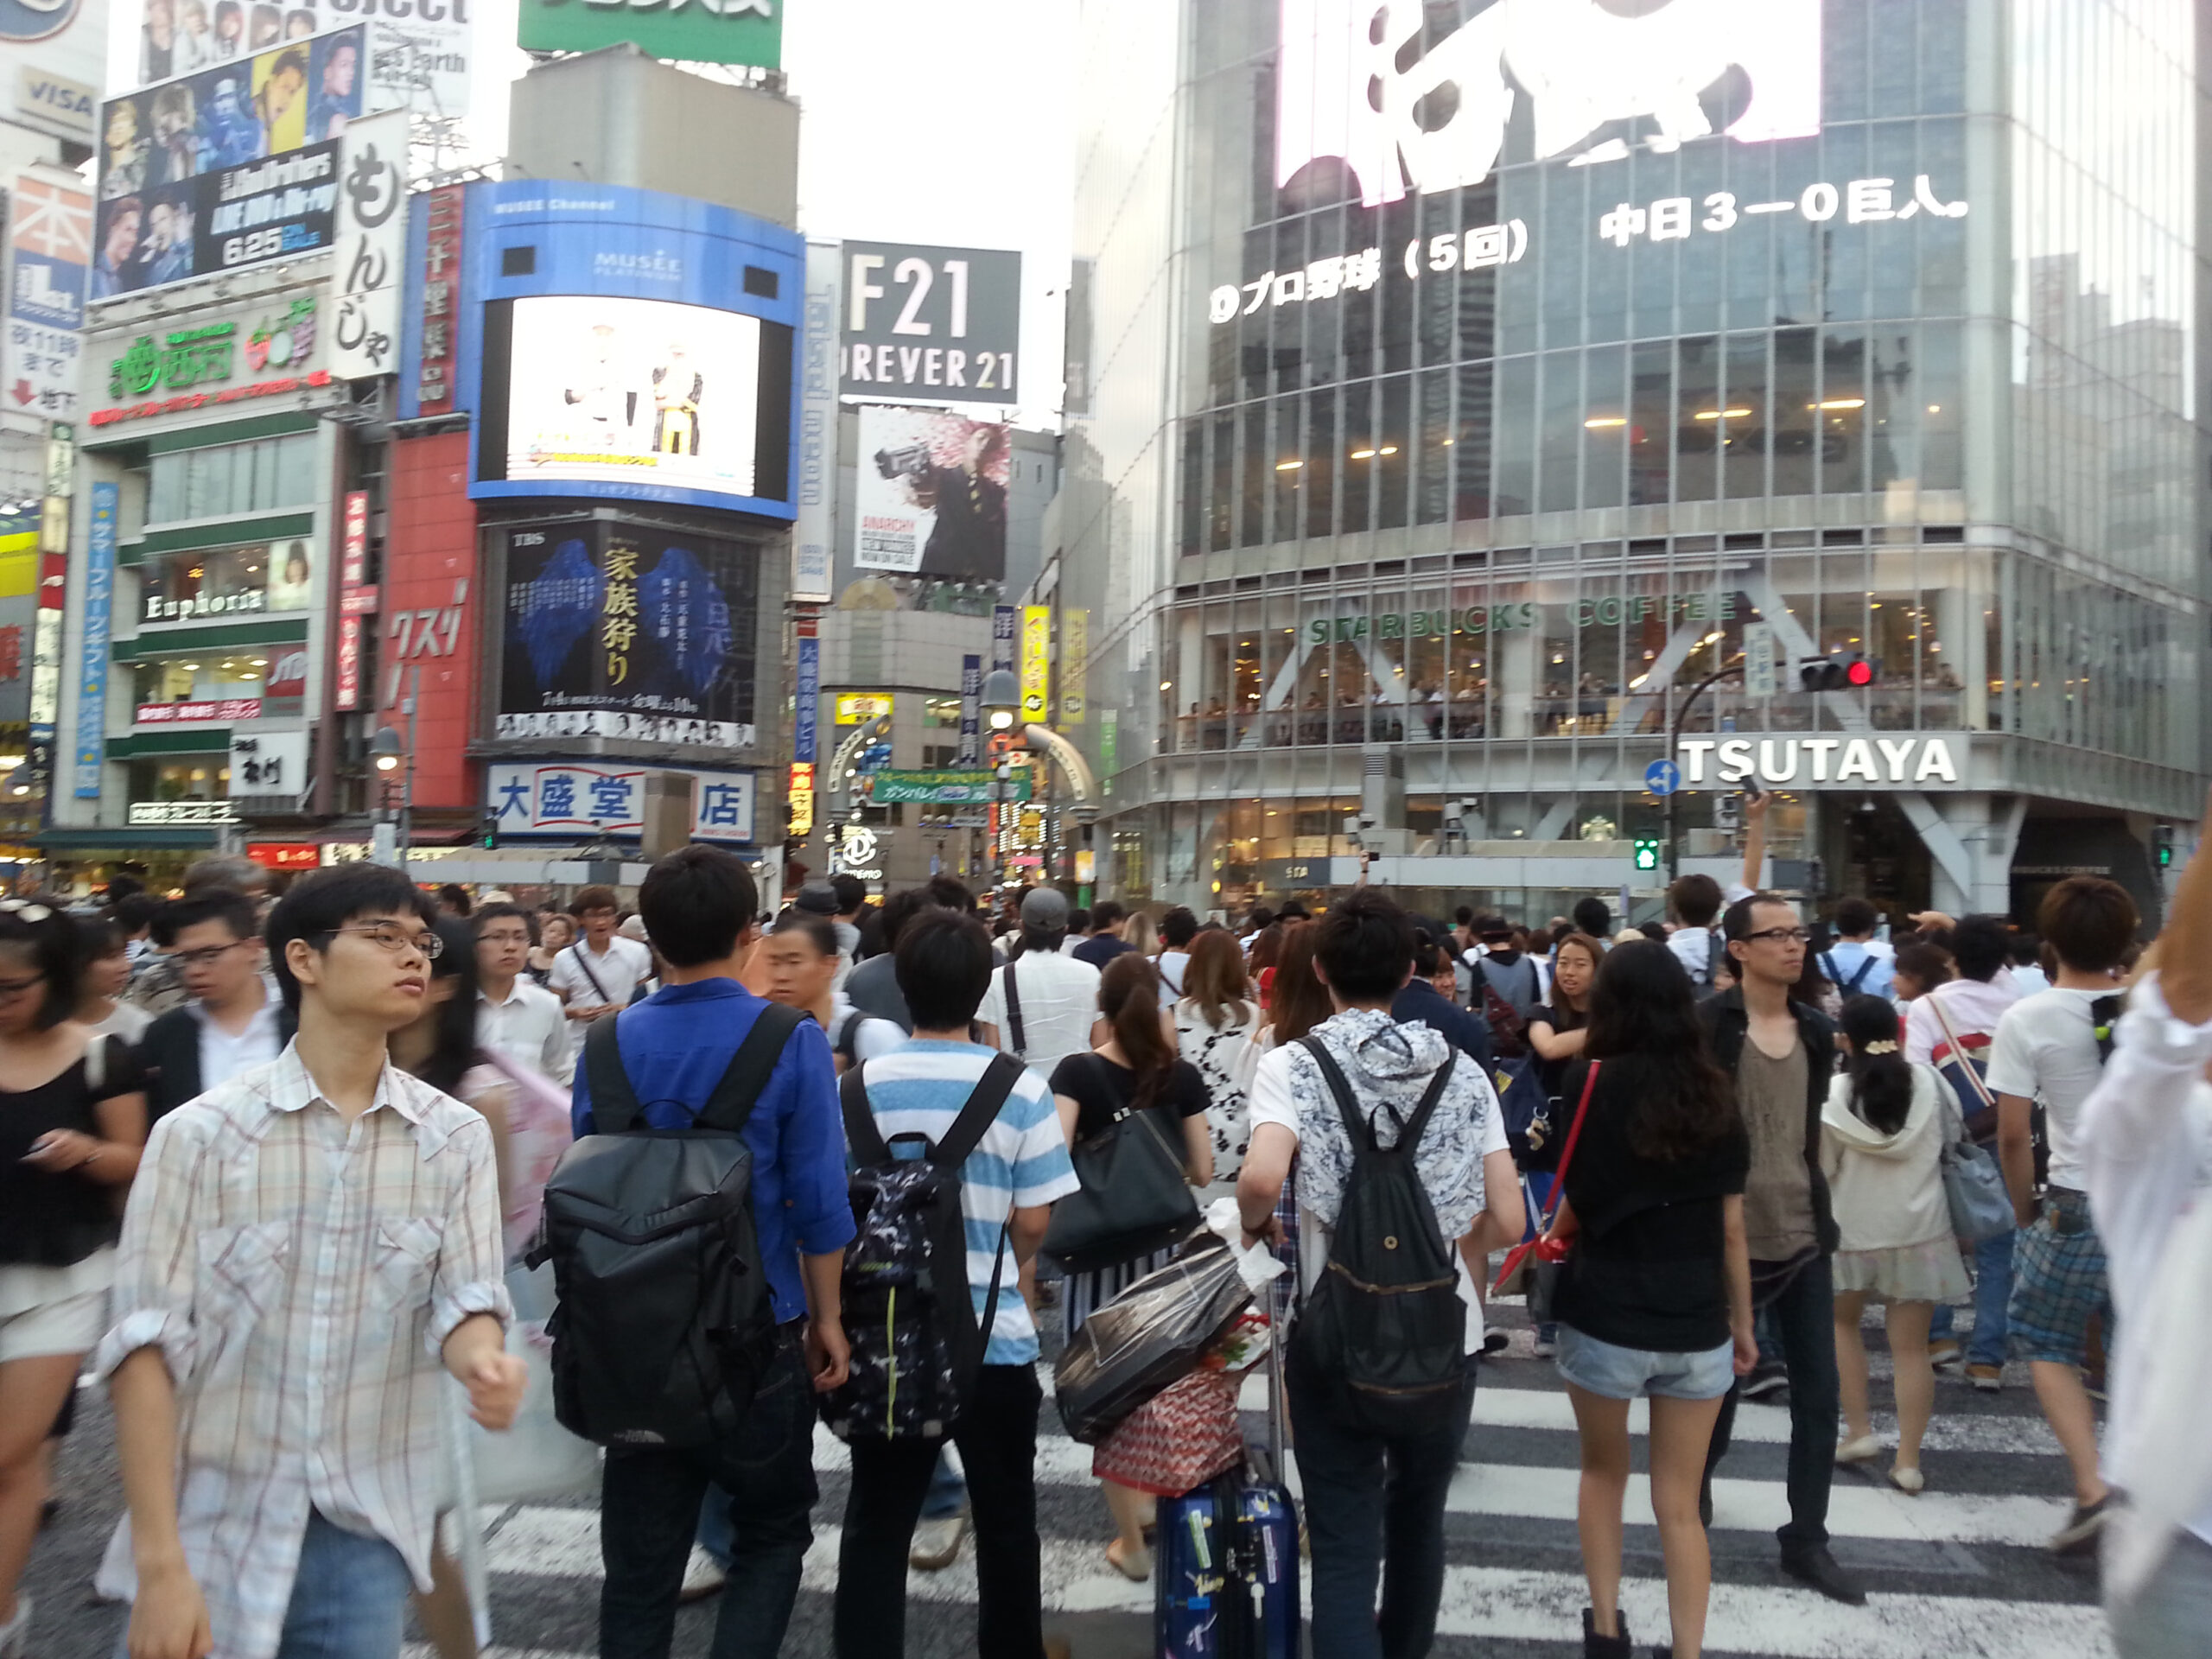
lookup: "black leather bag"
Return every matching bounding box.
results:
[1041,1062,1198,1274]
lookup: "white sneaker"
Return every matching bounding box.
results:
[1531,1332,1559,1359]
[0,1594,31,1659]
[910,1512,967,1571]
[677,1549,727,1604]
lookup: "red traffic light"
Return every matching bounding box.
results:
[1846,656,1875,687]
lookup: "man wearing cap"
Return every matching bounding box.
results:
[976,888,1105,1080]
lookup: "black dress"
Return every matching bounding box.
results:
[1046,1050,1208,1335]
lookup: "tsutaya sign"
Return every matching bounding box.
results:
[1676,734,1963,790]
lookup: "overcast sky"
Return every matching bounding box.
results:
[109,0,1077,427]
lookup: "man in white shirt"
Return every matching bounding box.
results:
[139,889,289,1122]
[1156,906,1198,996]
[474,902,573,1084]
[1987,877,2136,1554]
[976,887,1103,1077]
[549,884,654,1025]
[1906,914,2022,1385]
[1668,791,1767,989]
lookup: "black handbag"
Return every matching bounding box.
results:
[1041,1060,1199,1274]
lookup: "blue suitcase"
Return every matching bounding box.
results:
[1155,1342,1300,1657]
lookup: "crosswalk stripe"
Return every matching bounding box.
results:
[461,1510,2113,1659]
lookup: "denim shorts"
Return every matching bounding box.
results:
[1555,1325,1735,1402]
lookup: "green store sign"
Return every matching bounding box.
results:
[1308,590,1741,644]
[868,768,1034,805]
[106,297,319,401]
[517,0,782,68]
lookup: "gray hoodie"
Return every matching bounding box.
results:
[1818,1064,1953,1251]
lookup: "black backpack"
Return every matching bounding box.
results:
[531,1001,804,1447]
[822,1054,1023,1440]
[1287,1037,1467,1435]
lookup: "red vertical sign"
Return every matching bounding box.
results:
[334,489,368,711]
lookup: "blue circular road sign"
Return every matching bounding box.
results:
[1644,760,1681,797]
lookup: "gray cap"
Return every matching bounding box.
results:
[1020,887,1070,929]
[792,881,840,916]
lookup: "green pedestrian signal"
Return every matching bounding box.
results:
[1632,839,1661,872]
[2155,825,2174,868]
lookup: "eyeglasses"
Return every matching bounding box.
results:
[1743,926,1814,945]
[175,940,251,969]
[320,923,444,958]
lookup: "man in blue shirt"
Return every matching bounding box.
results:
[571,844,854,1659]
[1817,897,1896,1001]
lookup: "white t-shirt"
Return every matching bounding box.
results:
[549,937,655,1012]
[1904,975,2020,1067]
[976,948,1103,1078]
[1157,950,1190,997]
[1985,986,2113,1192]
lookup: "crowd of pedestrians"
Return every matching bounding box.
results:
[3,823,2208,1659]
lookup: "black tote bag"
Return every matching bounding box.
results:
[1041,1064,1199,1274]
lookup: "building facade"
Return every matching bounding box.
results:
[1063,0,2208,924]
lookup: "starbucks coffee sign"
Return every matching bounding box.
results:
[1675,734,1965,790]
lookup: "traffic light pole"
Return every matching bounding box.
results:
[1664,652,1745,887]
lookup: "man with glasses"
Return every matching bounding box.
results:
[473,903,572,1084]
[1694,893,1864,1605]
[99,861,522,1659]
[137,890,291,1123]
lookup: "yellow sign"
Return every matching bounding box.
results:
[1020,606,1051,720]
[1060,607,1087,725]
[787,761,816,838]
[1075,848,1096,884]
[835,694,893,722]
[1018,807,1044,846]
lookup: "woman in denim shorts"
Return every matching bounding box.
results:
[1543,943,1755,1659]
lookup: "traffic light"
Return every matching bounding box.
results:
[2155,825,2175,868]
[480,813,499,850]
[1799,653,1876,691]
[1631,838,1661,872]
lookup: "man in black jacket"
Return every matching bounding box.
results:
[138,890,293,1122]
[1695,893,1863,1605]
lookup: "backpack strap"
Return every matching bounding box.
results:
[697,1001,808,1134]
[2089,994,2122,1066]
[931,1052,1025,1170]
[567,941,613,1007]
[1299,1034,1458,1155]
[1000,960,1026,1059]
[839,1062,890,1164]
[1395,1048,1459,1155]
[582,1016,645,1134]
[1299,1034,1374,1147]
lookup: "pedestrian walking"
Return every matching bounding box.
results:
[1989,876,2138,1551]
[473,903,572,1086]
[136,890,291,1123]
[525,912,575,988]
[2082,796,2212,1658]
[0,902,148,1659]
[830,910,1079,1659]
[1172,927,1262,1199]
[1822,995,1969,1497]
[75,918,153,1047]
[1546,940,1752,1659]
[565,847,852,1659]
[1050,952,1212,1580]
[977,888,1105,1080]
[759,912,905,1073]
[100,864,523,1659]
[1697,893,1864,1604]
[1236,891,1522,1659]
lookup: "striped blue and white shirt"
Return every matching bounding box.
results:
[854,1039,1081,1365]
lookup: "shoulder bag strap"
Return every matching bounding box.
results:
[1299,1034,1381,1148]
[1541,1059,1605,1221]
[582,1015,643,1134]
[1923,1063,1968,1147]
[697,1001,807,1134]
[1395,1049,1459,1154]
[931,1052,1024,1169]
[1927,995,1997,1110]
[838,1062,890,1164]
[567,942,612,1007]
[1000,960,1026,1059]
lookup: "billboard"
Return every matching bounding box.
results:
[327,106,405,379]
[515,0,779,72]
[480,296,767,505]
[851,404,1008,581]
[499,520,760,750]
[839,241,1020,405]
[488,762,758,843]
[74,481,118,798]
[93,290,323,425]
[453,182,802,518]
[5,170,92,423]
[7,0,105,146]
[137,4,470,124]
[140,537,314,623]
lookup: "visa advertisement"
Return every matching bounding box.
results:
[426,181,802,519]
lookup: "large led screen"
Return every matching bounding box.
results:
[476,295,793,515]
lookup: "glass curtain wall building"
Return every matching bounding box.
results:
[1060,0,2207,922]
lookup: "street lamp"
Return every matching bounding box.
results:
[368,709,415,874]
[980,667,1022,732]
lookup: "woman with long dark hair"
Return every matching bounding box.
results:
[1822,994,1967,1496]
[1050,952,1212,1580]
[1259,923,1332,1052]
[1545,942,1752,1659]
[1173,929,1260,1198]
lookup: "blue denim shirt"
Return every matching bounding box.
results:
[570,977,856,1324]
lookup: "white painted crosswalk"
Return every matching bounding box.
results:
[437,1361,2110,1659]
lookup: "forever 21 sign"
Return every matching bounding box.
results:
[839,240,1021,407]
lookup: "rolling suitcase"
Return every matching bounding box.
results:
[1155,1332,1300,1657]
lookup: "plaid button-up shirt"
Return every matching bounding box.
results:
[95,1044,511,1659]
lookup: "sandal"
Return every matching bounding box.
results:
[1105,1537,1152,1581]
[1834,1433,1883,1465]
[1887,1465,1925,1496]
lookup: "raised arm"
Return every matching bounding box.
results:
[1739,788,1768,896]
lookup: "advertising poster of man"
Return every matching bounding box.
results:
[305,28,359,140]
[498,522,760,747]
[251,43,309,154]
[851,403,1009,581]
[497,295,766,505]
